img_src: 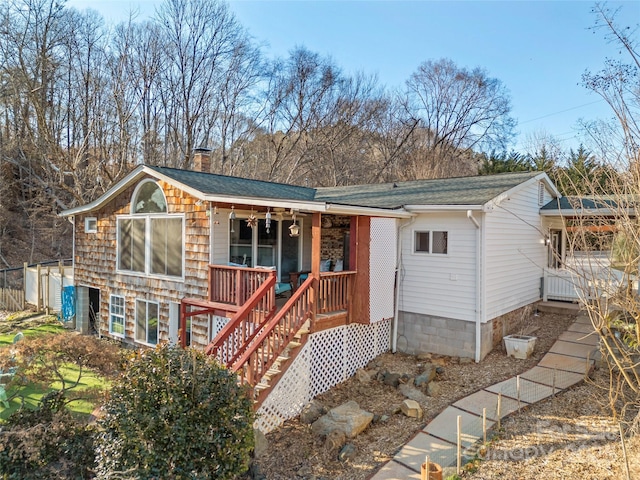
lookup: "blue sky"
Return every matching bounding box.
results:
[66,0,639,153]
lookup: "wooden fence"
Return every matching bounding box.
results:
[0,259,72,313]
[0,288,24,311]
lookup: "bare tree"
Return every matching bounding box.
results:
[402,58,516,178]
[155,0,249,169]
[564,2,640,432]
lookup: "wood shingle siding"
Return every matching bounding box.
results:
[73,178,210,345]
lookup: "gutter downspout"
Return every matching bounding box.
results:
[467,210,482,363]
[392,215,416,353]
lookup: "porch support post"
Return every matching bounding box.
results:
[310,212,321,327]
[351,216,371,324]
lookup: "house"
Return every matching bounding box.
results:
[60,150,561,432]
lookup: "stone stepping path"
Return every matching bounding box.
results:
[369,315,596,479]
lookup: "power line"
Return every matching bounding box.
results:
[519,99,605,125]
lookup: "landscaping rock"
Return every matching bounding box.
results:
[416,352,432,361]
[400,399,423,419]
[324,429,346,453]
[300,399,327,424]
[383,372,401,388]
[435,366,445,375]
[311,400,374,438]
[297,465,313,477]
[398,383,429,403]
[254,428,268,458]
[338,443,357,462]
[459,357,473,365]
[427,381,441,397]
[414,364,436,387]
[355,368,372,383]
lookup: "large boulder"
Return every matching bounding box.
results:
[311,401,374,438]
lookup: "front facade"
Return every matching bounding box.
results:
[62,162,563,430]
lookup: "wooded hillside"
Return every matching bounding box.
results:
[0,0,627,268]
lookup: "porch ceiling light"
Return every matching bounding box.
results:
[289,214,300,237]
[229,206,236,220]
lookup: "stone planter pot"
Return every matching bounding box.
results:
[504,334,537,359]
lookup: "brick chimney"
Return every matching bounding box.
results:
[193,147,212,173]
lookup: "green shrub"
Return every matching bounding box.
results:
[0,391,96,479]
[95,344,254,480]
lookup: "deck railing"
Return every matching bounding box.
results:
[205,272,277,365]
[318,271,355,314]
[208,265,275,306]
[232,275,315,387]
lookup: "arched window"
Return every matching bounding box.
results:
[117,180,184,281]
[132,180,167,213]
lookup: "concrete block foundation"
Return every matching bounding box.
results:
[396,305,535,361]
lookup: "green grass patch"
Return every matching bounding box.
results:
[0,316,113,420]
[1,363,110,421]
[0,322,64,345]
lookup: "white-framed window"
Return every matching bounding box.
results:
[135,299,159,346]
[116,180,184,278]
[109,295,125,337]
[414,230,448,254]
[85,217,97,233]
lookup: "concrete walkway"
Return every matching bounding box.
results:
[370,314,598,479]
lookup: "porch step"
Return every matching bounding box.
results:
[536,300,582,316]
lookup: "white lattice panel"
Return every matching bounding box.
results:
[255,319,391,433]
[370,217,397,322]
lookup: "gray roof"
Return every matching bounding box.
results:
[316,171,542,208]
[541,195,636,213]
[153,167,543,209]
[149,166,317,202]
[62,166,549,218]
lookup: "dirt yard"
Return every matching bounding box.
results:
[251,311,639,479]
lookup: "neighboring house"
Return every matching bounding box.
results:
[60,150,561,432]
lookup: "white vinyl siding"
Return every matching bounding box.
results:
[399,212,477,322]
[211,210,230,264]
[485,183,548,319]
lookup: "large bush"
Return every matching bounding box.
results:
[0,391,96,480]
[95,344,254,480]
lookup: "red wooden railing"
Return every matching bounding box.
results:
[318,271,355,314]
[231,275,315,387]
[208,265,275,306]
[205,272,277,366]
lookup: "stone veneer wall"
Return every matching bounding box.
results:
[320,215,350,268]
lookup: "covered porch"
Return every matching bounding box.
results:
[541,197,638,303]
[179,211,377,404]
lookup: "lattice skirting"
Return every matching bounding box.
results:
[255,318,392,434]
